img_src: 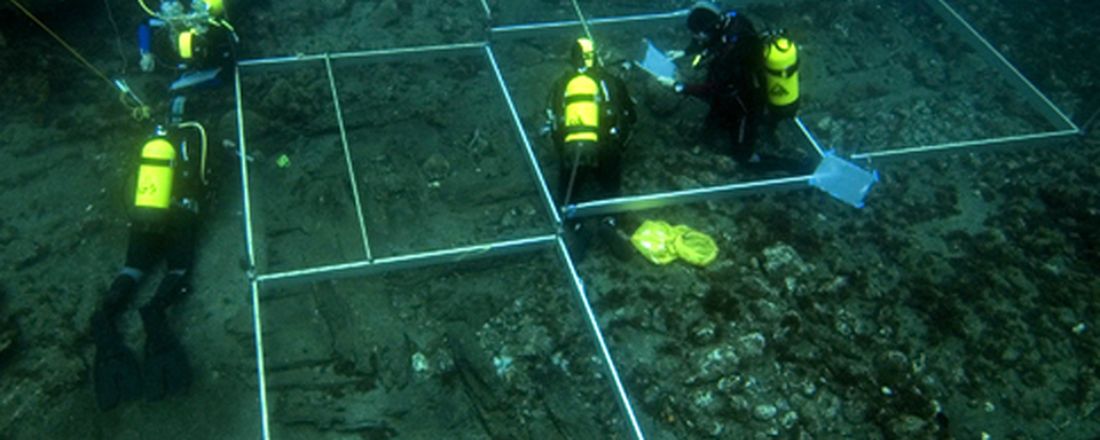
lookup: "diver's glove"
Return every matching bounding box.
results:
[139,305,192,401]
[140,53,155,72]
[656,76,686,94]
[91,311,142,411]
[539,109,554,137]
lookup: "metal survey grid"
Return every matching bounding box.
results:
[231,1,1081,438]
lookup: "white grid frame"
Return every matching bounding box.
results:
[231,1,1082,438]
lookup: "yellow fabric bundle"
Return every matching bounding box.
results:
[630,220,718,267]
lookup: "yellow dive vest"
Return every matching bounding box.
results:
[562,74,600,143]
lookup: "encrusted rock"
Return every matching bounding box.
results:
[0,223,15,246]
[312,0,349,16]
[422,153,450,183]
[888,414,930,438]
[763,243,810,276]
[737,332,766,359]
[0,326,16,358]
[753,403,778,421]
[369,0,401,27]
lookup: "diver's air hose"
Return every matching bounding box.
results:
[177,121,209,185]
[561,147,582,212]
[137,0,157,17]
[8,0,115,89]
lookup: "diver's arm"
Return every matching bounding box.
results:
[138,19,169,72]
[138,20,154,71]
[684,39,706,58]
[677,45,741,98]
[676,79,721,98]
[545,75,567,140]
[614,75,637,127]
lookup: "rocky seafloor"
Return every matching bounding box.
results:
[1,0,1098,439]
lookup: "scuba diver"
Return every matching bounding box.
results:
[91,0,236,411]
[137,0,237,91]
[92,122,209,411]
[658,1,804,172]
[546,37,637,260]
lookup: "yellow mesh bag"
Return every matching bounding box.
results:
[672,225,718,267]
[630,220,679,265]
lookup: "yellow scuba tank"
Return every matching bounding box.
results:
[178,29,196,60]
[562,74,600,143]
[203,0,225,16]
[134,138,177,210]
[763,35,800,115]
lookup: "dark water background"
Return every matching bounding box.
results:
[0,0,1098,438]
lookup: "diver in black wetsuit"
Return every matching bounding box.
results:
[92,0,237,411]
[546,37,637,260]
[91,122,208,410]
[663,2,765,164]
[660,2,806,172]
[547,37,637,207]
[137,0,237,91]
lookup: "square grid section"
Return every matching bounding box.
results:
[232,1,1079,438]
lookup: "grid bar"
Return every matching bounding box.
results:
[232,4,1092,438]
[923,0,1079,132]
[479,0,491,21]
[256,235,556,289]
[795,116,827,158]
[238,42,487,71]
[248,279,272,440]
[850,129,1079,163]
[569,0,593,42]
[490,10,688,39]
[554,236,646,440]
[233,67,259,272]
[567,175,813,219]
[483,45,563,226]
[324,54,373,261]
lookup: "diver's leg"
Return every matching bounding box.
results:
[728,97,757,164]
[140,216,196,401]
[92,227,159,410]
[562,165,598,262]
[596,145,623,200]
[558,158,571,208]
[593,147,633,260]
[759,105,782,151]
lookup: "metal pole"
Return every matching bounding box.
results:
[850,129,1079,163]
[569,0,594,42]
[922,0,1079,133]
[554,237,646,440]
[236,65,270,439]
[238,42,487,71]
[482,45,563,226]
[479,0,492,22]
[794,116,827,158]
[490,10,689,39]
[248,279,272,440]
[256,235,557,290]
[567,175,813,219]
[324,54,373,261]
[233,67,259,272]
[561,148,582,213]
